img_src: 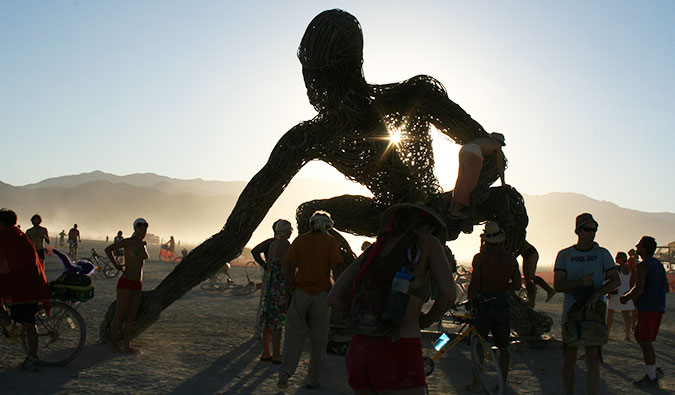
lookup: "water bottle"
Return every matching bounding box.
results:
[382,268,413,323]
[433,333,451,352]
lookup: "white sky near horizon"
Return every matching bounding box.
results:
[1,1,674,214]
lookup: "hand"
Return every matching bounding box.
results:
[580,274,593,287]
[584,291,601,310]
[619,295,628,304]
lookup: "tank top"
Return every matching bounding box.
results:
[636,257,667,312]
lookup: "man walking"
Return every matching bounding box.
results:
[554,213,619,395]
[26,214,49,264]
[466,221,521,391]
[278,211,343,389]
[68,224,81,259]
[620,236,668,388]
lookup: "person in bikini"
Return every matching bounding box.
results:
[26,214,50,264]
[449,133,506,218]
[104,217,149,354]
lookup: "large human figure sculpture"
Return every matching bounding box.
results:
[100,9,528,341]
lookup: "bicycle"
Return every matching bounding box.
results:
[1,300,86,367]
[200,262,235,290]
[88,248,120,279]
[230,261,262,296]
[425,300,505,395]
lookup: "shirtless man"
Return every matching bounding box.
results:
[467,221,521,391]
[104,218,149,354]
[68,224,81,259]
[26,214,50,263]
[450,133,506,218]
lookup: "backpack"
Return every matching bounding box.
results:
[563,300,608,347]
[50,273,95,302]
[343,232,420,337]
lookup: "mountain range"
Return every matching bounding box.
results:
[3,171,674,266]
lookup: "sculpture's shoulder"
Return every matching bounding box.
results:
[372,75,448,98]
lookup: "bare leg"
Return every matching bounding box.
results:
[606,309,615,335]
[534,276,556,301]
[262,329,272,359]
[123,290,142,353]
[271,330,282,361]
[621,311,631,340]
[631,310,637,331]
[562,345,577,395]
[637,340,656,365]
[111,289,132,350]
[585,345,600,395]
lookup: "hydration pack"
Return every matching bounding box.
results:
[343,232,420,337]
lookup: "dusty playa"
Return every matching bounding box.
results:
[1,244,674,394]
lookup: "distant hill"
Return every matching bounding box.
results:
[3,171,674,265]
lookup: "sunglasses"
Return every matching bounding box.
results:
[581,226,597,233]
[135,223,149,228]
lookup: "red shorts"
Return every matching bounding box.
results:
[635,311,663,342]
[347,334,426,392]
[117,277,142,291]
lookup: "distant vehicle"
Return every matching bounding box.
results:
[655,241,675,272]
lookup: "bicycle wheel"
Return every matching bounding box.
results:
[200,279,219,290]
[423,356,435,376]
[231,283,257,296]
[470,334,504,395]
[22,301,86,367]
[101,257,119,278]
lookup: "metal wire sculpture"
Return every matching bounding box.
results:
[100,9,529,341]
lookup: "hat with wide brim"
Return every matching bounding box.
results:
[481,221,506,244]
[380,203,448,239]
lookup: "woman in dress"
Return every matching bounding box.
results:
[260,219,292,363]
[607,251,635,340]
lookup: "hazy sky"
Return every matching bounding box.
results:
[2,1,674,213]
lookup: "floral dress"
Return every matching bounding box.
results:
[259,258,288,330]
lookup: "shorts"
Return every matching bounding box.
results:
[347,334,426,392]
[36,248,45,261]
[68,240,78,247]
[635,311,663,342]
[475,295,510,348]
[117,277,142,291]
[10,303,39,325]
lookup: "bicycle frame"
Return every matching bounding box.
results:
[429,313,477,362]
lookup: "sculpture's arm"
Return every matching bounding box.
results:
[405,75,490,144]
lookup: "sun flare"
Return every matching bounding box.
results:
[388,128,404,147]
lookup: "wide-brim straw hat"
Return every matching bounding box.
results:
[481,221,506,244]
[380,203,448,239]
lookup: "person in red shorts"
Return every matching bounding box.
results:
[105,217,149,354]
[328,203,456,394]
[621,236,668,388]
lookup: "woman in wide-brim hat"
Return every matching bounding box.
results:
[328,202,456,394]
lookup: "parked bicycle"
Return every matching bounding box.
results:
[200,262,235,290]
[199,261,260,296]
[425,300,504,395]
[1,300,86,367]
[88,248,120,278]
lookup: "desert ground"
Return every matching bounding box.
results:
[1,240,674,394]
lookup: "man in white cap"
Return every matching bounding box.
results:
[278,211,343,389]
[449,133,506,218]
[466,221,521,391]
[554,213,619,395]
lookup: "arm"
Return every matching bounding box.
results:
[327,255,364,312]
[419,236,456,329]
[587,267,620,306]
[506,259,522,291]
[251,239,272,269]
[496,150,506,186]
[467,255,480,300]
[105,239,129,270]
[554,270,593,293]
[44,228,50,245]
[620,264,647,303]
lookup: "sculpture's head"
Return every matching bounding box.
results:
[298,9,368,113]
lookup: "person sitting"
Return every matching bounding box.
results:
[0,208,51,370]
[449,133,506,218]
[328,203,456,394]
